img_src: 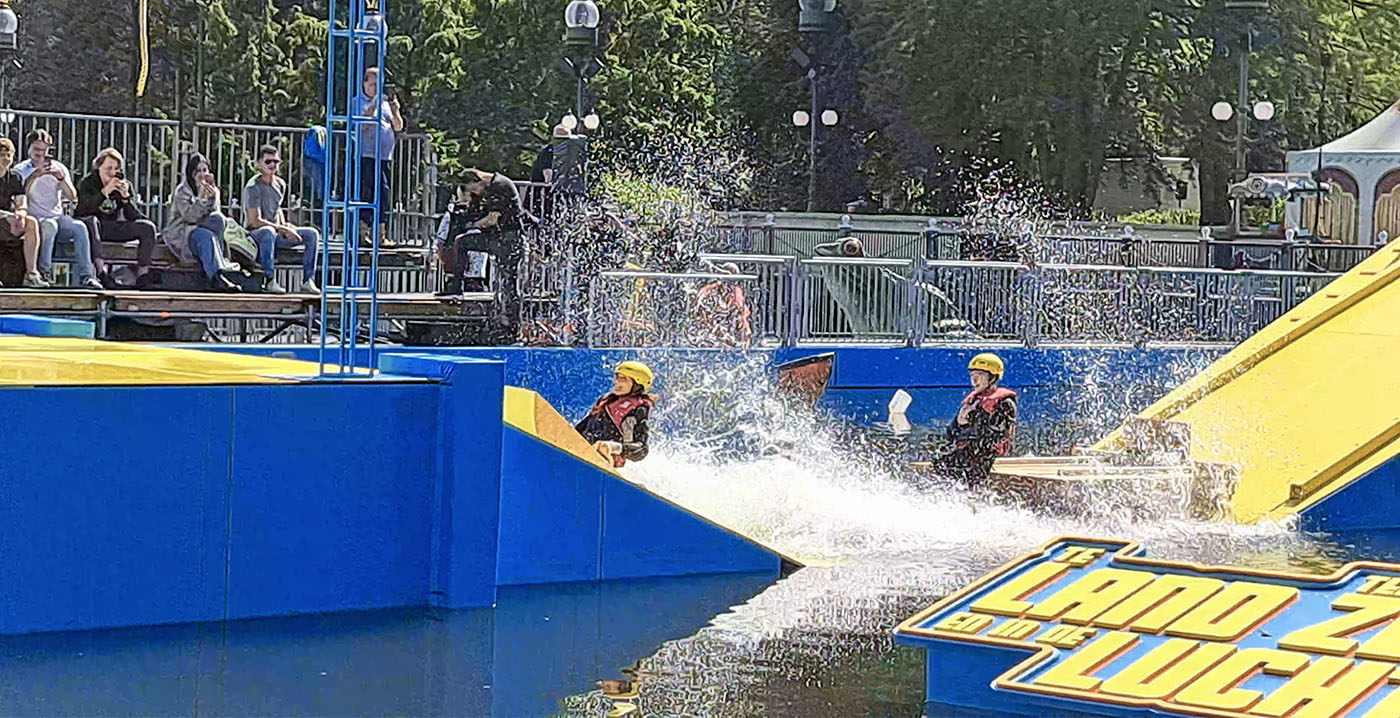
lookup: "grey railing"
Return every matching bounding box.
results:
[587,269,761,348]
[716,216,1377,272]
[3,108,440,250]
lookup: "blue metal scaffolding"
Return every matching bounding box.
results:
[319,0,387,375]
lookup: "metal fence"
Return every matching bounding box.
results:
[587,270,760,348]
[600,254,1344,348]
[716,218,1377,273]
[3,108,440,250]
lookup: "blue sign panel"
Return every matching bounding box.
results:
[895,537,1400,717]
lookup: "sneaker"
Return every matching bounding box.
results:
[211,272,242,293]
[22,271,50,288]
[299,279,321,295]
[80,276,103,290]
[263,279,288,295]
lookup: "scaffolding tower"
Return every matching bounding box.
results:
[319,0,388,374]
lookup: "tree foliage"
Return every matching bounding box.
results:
[11,0,1400,216]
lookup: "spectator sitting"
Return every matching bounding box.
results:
[76,147,158,289]
[160,152,241,292]
[433,184,490,295]
[0,138,46,287]
[242,144,320,295]
[13,128,101,289]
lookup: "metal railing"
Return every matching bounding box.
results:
[587,270,760,348]
[716,217,1378,273]
[4,109,440,250]
[592,255,1344,348]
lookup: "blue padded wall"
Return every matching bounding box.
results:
[600,477,780,579]
[0,314,95,338]
[0,386,231,634]
[497,428,604,585]
[224,383,439,619]
[379,353,506,608]
[1301,454,1400,532]
[496,426,784,586]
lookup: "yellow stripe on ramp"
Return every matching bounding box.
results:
[1094,244,1400,523]
[504,386,618,474]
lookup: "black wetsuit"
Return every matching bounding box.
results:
[575,393,652,464]
[935,387,1017,488]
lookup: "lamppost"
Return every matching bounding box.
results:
[796,0,837,212]
[1212,0,1270,183]
[0,0,18,125]
[561,0,604,120]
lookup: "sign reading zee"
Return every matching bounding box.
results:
[895,537,1400,718]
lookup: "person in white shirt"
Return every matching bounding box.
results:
[13,129,100,288]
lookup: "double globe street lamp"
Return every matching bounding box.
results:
[561,0,604,123]
[794,0,838,211]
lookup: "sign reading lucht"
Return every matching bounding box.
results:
[894,537,1400,717]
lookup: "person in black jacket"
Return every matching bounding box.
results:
[575,361,656,467]
[76,147,158,289]
[934,353,1017,488]
[456,168,538,334]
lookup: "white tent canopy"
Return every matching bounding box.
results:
[1287,100,1400,245]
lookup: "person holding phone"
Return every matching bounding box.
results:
[76,147,159,289]
[160,152,241,291]
[13,128,101,289]
[353,66,402,249]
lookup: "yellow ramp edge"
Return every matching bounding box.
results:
[504,386,619,474]
[0,336,320,385]
[1093,244,1400,523]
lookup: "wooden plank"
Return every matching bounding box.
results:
[0,290,103,311]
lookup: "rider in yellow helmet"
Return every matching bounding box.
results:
[935,352,1017,488]
[575,361,656,466]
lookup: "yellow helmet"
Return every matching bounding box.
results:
[968,352,1004,379]
[615,361,655,392]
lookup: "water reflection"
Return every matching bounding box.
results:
[0,572,777,717]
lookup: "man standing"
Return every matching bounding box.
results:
[0,139,46,287]
[354,67,402,249]
[457,168,537,335]
[243,144,320,295]
[14,129,101,289]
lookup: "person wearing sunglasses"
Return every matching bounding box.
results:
[241,144,319,294]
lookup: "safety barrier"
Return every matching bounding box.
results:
[586,270,760,348]
[715,217,1377,272]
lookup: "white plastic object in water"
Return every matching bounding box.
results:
[888,389,912,415]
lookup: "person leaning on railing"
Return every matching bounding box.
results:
[76,148,159,289]
[14,128,101,289]
[159,152,241,292]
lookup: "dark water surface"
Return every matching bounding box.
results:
[5,528,1392,717]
